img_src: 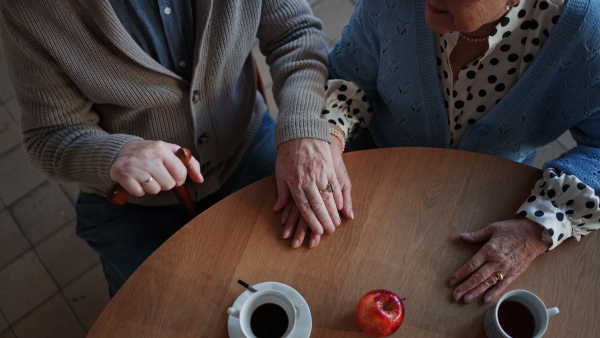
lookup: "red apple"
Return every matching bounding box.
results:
[355,289,405,337]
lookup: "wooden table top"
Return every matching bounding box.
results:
[88,148,600,337]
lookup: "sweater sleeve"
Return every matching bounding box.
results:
[327,0,381,106]
[258,0,330,146]
[0,4,141,193]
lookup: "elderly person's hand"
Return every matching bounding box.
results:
[279,130,353,248]
[449,217,551,304]
[109,140,204,196]
[274,137,341,239]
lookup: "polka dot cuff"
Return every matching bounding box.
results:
[518,169,600,250]
[321,79,372,141]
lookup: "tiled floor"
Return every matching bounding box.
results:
[0,1,575,337]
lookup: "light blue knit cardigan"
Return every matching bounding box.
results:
[329,0,600,194]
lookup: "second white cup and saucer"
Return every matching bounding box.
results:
[227,281,312,338]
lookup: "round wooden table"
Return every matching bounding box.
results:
[88,148,600,337]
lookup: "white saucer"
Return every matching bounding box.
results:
[227,282,312,338]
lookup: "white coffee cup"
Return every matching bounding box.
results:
[484,289,559,338]
[227,289,297,338]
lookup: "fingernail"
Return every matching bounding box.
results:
[350,210,355,219]
[309,240,316,248]
[449,278,456,286]
[454,292,462,301]
[283,230,290,239]
[464,294,473,303]
[460,233,472,239]
[292,240,300,248]
[484,296,492,303]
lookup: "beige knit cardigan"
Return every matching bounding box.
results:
[0,0,329,206]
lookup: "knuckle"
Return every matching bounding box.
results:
[472,271,487,284]
[464,261,480,274]
[298,201,313,214]
[320,192,333,202]
[485,277,497,287]
[310,199,326,212]
[486,242,500,252]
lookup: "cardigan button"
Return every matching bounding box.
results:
[192,90,200,103]
[197,132,208,145]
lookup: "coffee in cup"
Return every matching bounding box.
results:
[484,289,559,338]
[227,289,296,338]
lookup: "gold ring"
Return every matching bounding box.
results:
[494,272,504,282]
[319,183,335,193]
[143,176,154,185]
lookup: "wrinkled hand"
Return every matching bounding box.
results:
[109,140,203,196]
[449,218,550,303]
[277,132,353,248]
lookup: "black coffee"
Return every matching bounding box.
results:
[498,300,536,338]
[250,303,289,338]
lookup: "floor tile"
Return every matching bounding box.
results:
[3,98,20,127]
[11,182,76,245]
[0,329,15,338]
[0,106,21,156]
[0,59,15,103]
[0,251,57,323]
[0,147,46,206]
[0,312,7,333]
[63,264,110,331]
[35,222,99,287]
[11,295,86,338]
[60,184,80,205]
[0,211,30,269]
[311,0,355,44]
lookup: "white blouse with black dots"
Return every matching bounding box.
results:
[322,0,600,250]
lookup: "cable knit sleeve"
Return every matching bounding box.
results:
[0,2,141,193]
[259,0,330,146]
[517,168,600,250]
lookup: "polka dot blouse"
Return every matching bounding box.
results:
[322,0,600,250]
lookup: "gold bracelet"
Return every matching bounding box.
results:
[329,129,346,154]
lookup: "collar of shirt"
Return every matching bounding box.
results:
[109,0,196,82]
[436,0,564,148]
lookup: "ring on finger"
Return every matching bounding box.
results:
[493,272,504,281]
[488,274,499,285]
[143,176,154,185]
[319,183,335,193]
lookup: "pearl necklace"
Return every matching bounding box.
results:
[459,33,488,43]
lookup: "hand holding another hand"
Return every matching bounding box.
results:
[274,134,353,248]
[109,140,204,197]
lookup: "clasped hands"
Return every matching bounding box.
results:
[274,136,353,248]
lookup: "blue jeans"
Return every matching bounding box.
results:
[76,112,276,297]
